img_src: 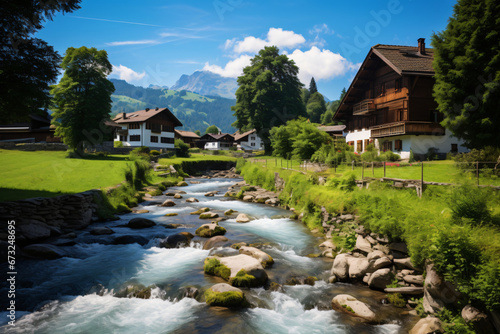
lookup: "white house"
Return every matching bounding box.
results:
[334,38,467,160]
[113,107,182,150]
[198,133,235,150]
[233,129,264,151]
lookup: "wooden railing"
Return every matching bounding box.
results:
[370,121,445,138]
[353,99,375,115]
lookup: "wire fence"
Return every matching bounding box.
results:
[248,158,500,189]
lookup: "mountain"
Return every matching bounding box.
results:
[170,71,238,99]
[109,79,236,133]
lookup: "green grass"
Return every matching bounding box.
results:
[0,150,133,201]
[158,153,237,167]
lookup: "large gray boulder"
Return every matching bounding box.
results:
[423,262,461,314]
[203,236,229,250]
[235,213,250,223]
[18,220,51,241]
[331,253,351,281]
[217,254,268,286]
[239,246,274,268]
[409,316,444,334]
[367,268,393,290]
[160,232,194,248]
[161,200,176,207]
[127,218,156,229]
[355,235,373,253]
[23,244,65,259]
[90,227,114,235]
[331,294,377,322]
[205,283,247,308]
[348,257,371,279]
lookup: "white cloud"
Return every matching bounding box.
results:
[232,28,305,54]
[107,40,158,46]
[203,55,252,78]
[309,23,333,35]
[110,64,146,82]
[288,47,359,83]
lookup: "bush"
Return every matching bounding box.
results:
[379,150,400,162]
[326,172,357,191]
[448,184,491,224]
[188,147,201,153]
[454,146,500,172]
[175,139,190,158]
[150,150,160,156]
[133,159,151,189]
[114,141,123,148]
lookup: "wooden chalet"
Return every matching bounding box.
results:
[174,129,200,147]
[0,113,59,143]
[233,129,264,151]
[334,38,467,159]
[196,133,234,150]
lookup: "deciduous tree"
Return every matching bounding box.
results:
[50,46,114,152]
[205,125,220,134]
[432,0,500,148]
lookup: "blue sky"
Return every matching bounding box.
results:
[37,0,456,100]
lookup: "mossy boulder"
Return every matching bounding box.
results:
[203,235,229,250]
[231,242,247,250]
[115,284,156,299]
[160,200,176,207]
[204,258,231,280]
[177,181,188,187]
[331,294,377,323]
[224,209,236,215]
[199,212,219,219]
[230,269,258,288]
[190,207,210,215]
[174,194,183,199]
[238,246,274,268]
[164,213,178,217]
[160,232,194,248]
[186,197,199,203]
[219,254,268,287]
[127,218,156,229]
[204,283,248,308]
[195,222,227,238]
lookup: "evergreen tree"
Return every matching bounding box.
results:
[432,0,500,148]
[306,92,326,123]
[232,46,306,152]
[50,47,114,152]
[309,77,318,95]
[0,0,81,123]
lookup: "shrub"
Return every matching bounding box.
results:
[124,165,134,185]
[150,150,160,156]
[133,159,151,189]
[114,141,123,148]
[326,172,357,191]
[409,149,416,163]
[188,147,201,153]
[379,151,400,162]
[387,293,406,308]
[175,139,190,158]
[448,184,491,224]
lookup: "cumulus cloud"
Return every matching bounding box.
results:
[288,47,359,83]
[203,55,252,78]
[231,28,305,54]
[110,64,146,82]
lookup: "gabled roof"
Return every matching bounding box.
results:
[199,133,234,141]
[233,129,256,141]
[113,107,182,126]
[334,41,435,120]
[372,44,434,75]
[317,125,346,133]
[175,129,200,139]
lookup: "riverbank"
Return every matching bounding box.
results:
[235,158,500,333]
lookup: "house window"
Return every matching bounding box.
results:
[451,144,458,153]
[129,123,140,129]
[357,140,363,152]
[160,137,174,144]
[348,141,354,147]
[251,136,255,140]
[380,82,386,96]
[394,139,402,151]
[120,135,126,142]
[162,124,173,132]
[364,139,370,150]
[151,136,158,143]
[383,140,392,151]
[130,135,140,142]
[251,143,255,147]
[395,78,402,92]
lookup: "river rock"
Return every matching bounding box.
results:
[319,240,337,251]
[409,316,444,334]
[224,209,235,215]
[367,250,385,261]
[331,294,377,322]
[186,197,199,203]
[195,223,226,238]
[18,221,52,241]
[393,257,419,270]
[371,257,393,271]
[461,304,487,323]
[355,235,372,253]
[160,232,194,248]
[203,236,229,250]
[177,181,188,187]
[367,268,393,290]
[235,213,250,223]
[112,235,149,245]
[242,195,254,202]
[177,191,187,194]
[133,209,150,214]
[331,253,351,281]
[348,257,371,280]
[239,246,274,268]
[199,212,219,219]
[191,207,209,215]
[127,218,156,229]
[389,242,408,254]
[204,191,218,197]
[384,287,424,295]
[161,200,176,207]
[90,227,114,235]
[423,262,461,314]
[217,254,268,286]
[174,194,182,199]
[23,244,65,259]
[164,192,175,196]
[404,274,424,286]
[205,283,247,308]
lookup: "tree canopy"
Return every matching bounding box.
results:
[0,0,81,123]
[50,46,114,152]
[232,46,306,152]
[432,0,500,148]
[205,125,220,134]
[306,92,327,123]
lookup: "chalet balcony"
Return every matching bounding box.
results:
[353,99,375,115]
[370,121,445,138]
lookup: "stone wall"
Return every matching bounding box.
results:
[0,190,102,245]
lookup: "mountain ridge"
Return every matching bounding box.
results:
[170,71,238,99]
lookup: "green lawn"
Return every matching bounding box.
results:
[250,156,500,186]
[0,150,132,201]
[158,153,237,167]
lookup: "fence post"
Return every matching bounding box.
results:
[384,161,386,178]
[420,162,424,198]
[477,161,479,186]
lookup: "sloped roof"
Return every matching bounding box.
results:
[317,125,346,133]
[372,44,434,75]
[175,129,200,139]
[233,129,256,141]
[199,133,234,141]
[113,107,182,126]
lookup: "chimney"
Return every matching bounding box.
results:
[418,38,426,55]
[155,107,159,111]
[122,112,127,120]
[145,108,150,112]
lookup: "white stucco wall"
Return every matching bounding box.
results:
[345,129,371,153]
[114,123,175,150]
[239,134,264,151]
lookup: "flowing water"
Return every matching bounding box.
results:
[0,178,417,333]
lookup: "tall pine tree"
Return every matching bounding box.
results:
[309,77,318,95]
[432,0,500,148]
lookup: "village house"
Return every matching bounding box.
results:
[233,129,264,151]
[196,133,235,150]
[0,113,59,143]
[174,129,200,147]
[334,38,467,159]
[113,107,182,150]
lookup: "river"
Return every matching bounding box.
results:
[1,177,416,333]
